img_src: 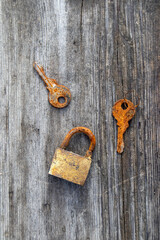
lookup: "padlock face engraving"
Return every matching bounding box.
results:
[49,148,92,186]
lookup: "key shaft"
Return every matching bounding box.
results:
[33,62,57,90]
[117,122,129,153]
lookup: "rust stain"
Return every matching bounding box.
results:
[112,98,139,153]
[33,62,71,108]
[49,127,96,186]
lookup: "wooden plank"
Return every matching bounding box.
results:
[0,0,159,239]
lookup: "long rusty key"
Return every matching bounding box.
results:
[112,98,138,153]
[33,62,71,108]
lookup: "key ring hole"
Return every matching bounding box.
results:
[58,97,65,104]
[121,102,128,110]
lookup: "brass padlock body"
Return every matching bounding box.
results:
[49,148,91,185]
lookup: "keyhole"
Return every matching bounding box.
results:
[121,102,128,110]
[58,97,65,103]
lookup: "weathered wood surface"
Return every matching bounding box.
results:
[0,0,159,239]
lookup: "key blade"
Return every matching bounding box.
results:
[33,62,48,82]
[117,122,129,153]
[117,127,125,153]
[33,62,57,89]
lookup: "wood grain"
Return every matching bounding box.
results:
[0,0,159,239]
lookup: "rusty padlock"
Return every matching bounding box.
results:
[49,127,96,185]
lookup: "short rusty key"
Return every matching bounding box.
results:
[33,62,71,108]
[112,98,138,153]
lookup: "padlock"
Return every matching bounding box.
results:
[49,127,96,185]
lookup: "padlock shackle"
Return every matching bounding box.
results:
[60,127,96,157]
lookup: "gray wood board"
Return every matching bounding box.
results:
[0,0,159,239]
